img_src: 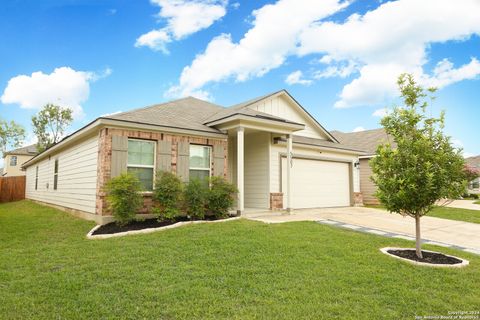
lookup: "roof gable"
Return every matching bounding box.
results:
[229,90,338,141]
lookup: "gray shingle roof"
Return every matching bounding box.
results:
[466,155,480,168]
[331,128,395,155]
[4,144,38,156]
[103,97,227,134]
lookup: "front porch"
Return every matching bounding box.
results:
[208,116,304,215]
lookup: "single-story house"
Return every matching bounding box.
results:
[466,155,480,194]
[22,90,363,224]
[331,128,395,205]
[2,144,38,177]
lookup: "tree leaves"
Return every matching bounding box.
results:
[0,118,25,155]
[31,104,73,152]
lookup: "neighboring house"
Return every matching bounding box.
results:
[331,128,395,205]
[466,155,480,194]
[22,90,363,224]
[2,144,38,177]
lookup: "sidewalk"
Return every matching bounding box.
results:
[245,206,480,255]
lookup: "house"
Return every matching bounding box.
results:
[331,128,395,205]
[22,90,363,224]
[2,144,38,177]
[466,155,480,194]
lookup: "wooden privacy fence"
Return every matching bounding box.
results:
[0,176,26,203]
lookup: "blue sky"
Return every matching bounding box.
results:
[1,0,479,166]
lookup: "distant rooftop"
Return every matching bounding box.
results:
[4,144,38,157]
[330,128,395,156]
[466,155,480,168]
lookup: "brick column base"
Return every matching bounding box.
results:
[270,192,284,210]
[353,192,364,206]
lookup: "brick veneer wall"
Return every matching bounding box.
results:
[270,192,283,210]
[96,128,228,216]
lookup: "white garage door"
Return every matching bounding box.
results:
[281,157,351,209]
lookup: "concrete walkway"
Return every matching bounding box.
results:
[439,199,480,211]
[244,206,480,255]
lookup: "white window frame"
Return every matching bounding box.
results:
[189,144,212,181]
[10,156,17,166]
[127,138,156,192]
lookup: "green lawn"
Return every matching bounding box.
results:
[367,205,480,224]
[1,201,479,319]
[474,200,480,205]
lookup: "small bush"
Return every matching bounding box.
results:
[206,176,237,218]
[470,193,479,199]
[184,178,208,220]
[153,171,183,221]
[105,173,143,226]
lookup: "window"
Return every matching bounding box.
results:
[127,139,155,191]
[53,160,59,190]
[35,166,39,190]
[189,145,211,182]
[10,156,17,166]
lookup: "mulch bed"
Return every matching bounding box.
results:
[92,216,224,236]
[387,249,463,265]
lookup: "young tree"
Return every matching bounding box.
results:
[370,73,466,258]
[0,118,25,155]
[32,104,73,152]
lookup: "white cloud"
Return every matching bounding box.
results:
[424,57,480,88]
[167,0,348,98]
[1,67,110,119]
[285,70,312,85]
[313,60,357,79]
[135,0,228,53]
[352,126,365,132]
[297,0,480,108]
[372,108,390,117]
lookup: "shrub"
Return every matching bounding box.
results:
[184,178,208,220]
[105,173,143,226]
[206,176,237,218]
[153,171,183,221]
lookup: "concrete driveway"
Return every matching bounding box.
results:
[245,206,480,255]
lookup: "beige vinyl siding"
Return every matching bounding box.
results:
[244,132,270,209]
[25,135,99,213]
[270,144,358,194]
[2,154,35,177]
[359,158,378,205]
[246,95,329,140]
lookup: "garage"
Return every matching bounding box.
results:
[281,157,351,209]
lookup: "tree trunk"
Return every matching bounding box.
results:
[415,215,423,259]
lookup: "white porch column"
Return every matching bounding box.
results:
[237,127,245,215]
[286,134,293,213]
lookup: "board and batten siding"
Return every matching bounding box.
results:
[244,132,270,209]
[269,144,360,194]
[25,135,99,213]
[246,95,329,140]
[359,158,378,205]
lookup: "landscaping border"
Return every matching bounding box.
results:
[87,217,241,239]
[380,247,469,268]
